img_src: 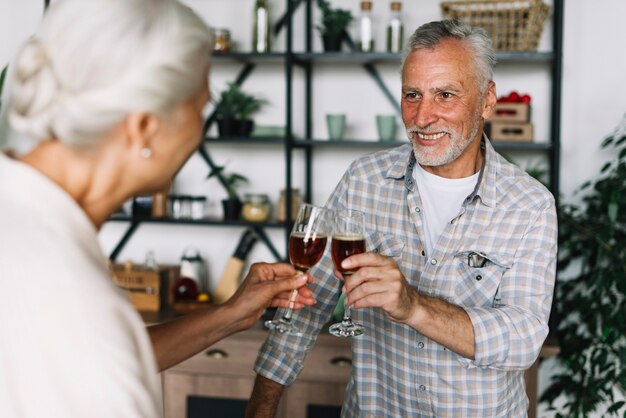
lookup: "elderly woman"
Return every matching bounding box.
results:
[0,0,313,416]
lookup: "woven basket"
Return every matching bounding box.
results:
[441,0,550,51]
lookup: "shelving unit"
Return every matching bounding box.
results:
[105,0,563,274]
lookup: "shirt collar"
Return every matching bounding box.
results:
[385,134,499,208]
[471,134,498,208]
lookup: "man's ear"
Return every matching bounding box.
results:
[481,81,497,120]
[125,113,160,151]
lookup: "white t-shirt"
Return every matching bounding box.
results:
[0,152,162,417]
[413,163,479,256]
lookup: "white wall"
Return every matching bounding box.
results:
[2,1,626,416]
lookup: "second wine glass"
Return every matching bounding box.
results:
[265,203,332,335]
[329,209,366,337]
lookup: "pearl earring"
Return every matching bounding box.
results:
[140,148,152,159]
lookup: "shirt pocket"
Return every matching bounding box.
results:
[367,231,404,258]
[454,251,511,308]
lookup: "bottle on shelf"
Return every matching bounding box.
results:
[277,188,301,222]
[357,1,374,52]
[144,250,159,271]
[171,248,206,301]
[387,2,404,53]
[252,0,271,53]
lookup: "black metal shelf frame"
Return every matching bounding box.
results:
[102,0,563,267]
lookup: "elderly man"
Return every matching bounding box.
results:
[246,19,557,418]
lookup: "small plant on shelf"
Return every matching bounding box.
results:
[207,164,249,221]
[213,82,267,137]
[316,0,353,52]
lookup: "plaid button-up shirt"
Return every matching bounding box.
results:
[255,139,557,417]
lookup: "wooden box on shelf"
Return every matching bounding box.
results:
[487,121,533,142]
[111,263,179,312]
[490,103,530,123]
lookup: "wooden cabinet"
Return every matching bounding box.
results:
[162,325,351,418]
[161,321,558,418]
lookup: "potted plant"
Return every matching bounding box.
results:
[540,115,626,417]
[316,0,353,52]
[213,82,267,137]
[207,164,249,221]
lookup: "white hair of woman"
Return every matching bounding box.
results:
[8,0,212,147]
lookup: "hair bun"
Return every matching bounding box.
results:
[9,37,63,140]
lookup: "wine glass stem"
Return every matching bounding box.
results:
[343,299,352,324]
[281,289,299,321]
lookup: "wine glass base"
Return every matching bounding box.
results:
[264,318,302,336]
[329,321,365,338]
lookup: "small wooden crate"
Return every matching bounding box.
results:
[441,0,550,51]
[111,264,178,312]
[487,121,533,142]
[491,103,530,122]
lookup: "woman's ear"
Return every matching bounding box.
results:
[125,113,160,151]
[481,81,497,120]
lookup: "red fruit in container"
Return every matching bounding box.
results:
[507,91,520,102]
[520,94,532,104]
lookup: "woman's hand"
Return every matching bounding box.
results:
[225,262,316,330]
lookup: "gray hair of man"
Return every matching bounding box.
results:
[402,19,497,93]
[7,0,212,148]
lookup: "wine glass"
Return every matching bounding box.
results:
[329,209,366,337]
[265,203,332,335]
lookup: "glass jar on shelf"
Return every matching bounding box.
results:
[213,28,231,53]
[171,195,193,219]
[276,188,301,222]
[242,193,272,222]
[191,196,207,220]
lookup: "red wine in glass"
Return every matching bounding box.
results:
[331,235,366,276]
[329,210,366,337]
[290,232,328,272]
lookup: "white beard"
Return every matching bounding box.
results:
[408,107,483,167]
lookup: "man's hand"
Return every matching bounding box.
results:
[338,252,418,323]
[224,262,316,330]
[338,252,475,358]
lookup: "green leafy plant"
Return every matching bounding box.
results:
[540,115,626,417]
[316,0,353,36]
[214,82,267,121]
[206,164,249,201]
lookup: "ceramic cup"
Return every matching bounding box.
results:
[376,114,396,141]
[326,113,346,140]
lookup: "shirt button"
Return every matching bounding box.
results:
[421,250,426,256]
[419,385,426,392]
[418,342,424,349]
[414,207,421,213]
[430,259,437,265]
